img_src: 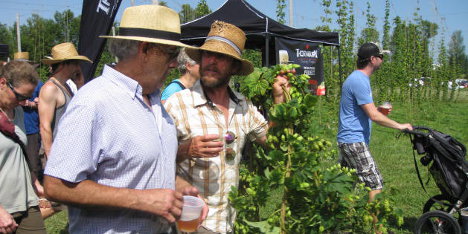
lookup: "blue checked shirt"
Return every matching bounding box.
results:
[45,65,178,233]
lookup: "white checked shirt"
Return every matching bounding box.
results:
[164,81,268,233]
[45,65,178,233]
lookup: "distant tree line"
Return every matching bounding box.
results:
[0,0,466,101]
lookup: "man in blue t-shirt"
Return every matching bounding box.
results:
[337,42,413,201]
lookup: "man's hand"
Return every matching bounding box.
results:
[398,123,413,131]
[187,134,224,158]
[136,189,184,223]
[0,206,17,234]
[272,75,291,104]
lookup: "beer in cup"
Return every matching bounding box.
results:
[177,196,204,232]
[378,101,392,116]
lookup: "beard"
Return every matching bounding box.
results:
[200,66,231,88]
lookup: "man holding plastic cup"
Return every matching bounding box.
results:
[43,5,207,233]
[337,42,413,201]
[165,21,289,233]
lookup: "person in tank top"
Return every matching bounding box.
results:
[38,42,91,158]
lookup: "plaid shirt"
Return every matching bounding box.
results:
[164,81,268,233]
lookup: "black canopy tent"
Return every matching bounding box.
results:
[0,44,9,61]
[180,0,340,67]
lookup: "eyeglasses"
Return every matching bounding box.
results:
[7,82,31,101]
[224,131,237,161]
[157,45,181,62]
[375,54,384,60]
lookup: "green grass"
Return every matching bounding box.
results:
[307,89,468,233]
[44,89,468,233]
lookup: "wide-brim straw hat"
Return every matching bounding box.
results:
[185,21,254,76]
[42,42,92,65]
[100,5,193,49]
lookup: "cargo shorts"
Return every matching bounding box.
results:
[338,142,383,190]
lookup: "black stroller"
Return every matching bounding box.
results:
[403,126,467,234]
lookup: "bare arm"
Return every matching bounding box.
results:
[361,103,413,130]
[38,83,59,157]
[43,175,184,222]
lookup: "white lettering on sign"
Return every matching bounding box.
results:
[296,49,318,58]
[97,0,111,14]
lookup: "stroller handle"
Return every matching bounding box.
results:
[402,126,430,137]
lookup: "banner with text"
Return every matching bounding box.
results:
[275,37,325,95]
[79,0,122,82]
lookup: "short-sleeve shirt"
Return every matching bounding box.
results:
[161,79,185,101]
[44,65,178,233]
[164,81,268,233]
[337,70,374,145]
[0,107,39,214]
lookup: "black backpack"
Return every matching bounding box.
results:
[408,126,467,199]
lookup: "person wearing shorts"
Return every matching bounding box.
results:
[337,42,413,201]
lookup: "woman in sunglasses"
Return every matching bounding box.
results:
[0,61,46,233]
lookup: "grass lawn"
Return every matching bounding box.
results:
[44,90,468,233]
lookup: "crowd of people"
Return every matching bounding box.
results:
[0,4,413,234]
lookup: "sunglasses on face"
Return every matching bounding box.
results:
[157,45,181,62]
[7,82,31,101]
[375,54,384,60]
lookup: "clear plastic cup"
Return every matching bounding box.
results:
[378,101,392,116]
[177,196,204,232]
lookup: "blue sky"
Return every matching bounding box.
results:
[1,0,467,55]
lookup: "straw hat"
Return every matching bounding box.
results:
[42,42,92,65]
[100,5,192,48]
[14,52,30,62]
[185,21,253,76]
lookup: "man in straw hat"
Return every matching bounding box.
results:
[337,42,412,201]
[38,42,91,158]
[164,21,290,233]
[43,5,205,233]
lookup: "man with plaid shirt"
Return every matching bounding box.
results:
[165,21,289,233]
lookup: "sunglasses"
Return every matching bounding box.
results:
[224,131,237,161]
[375,54,384,60]
[7,82,31,101]
[156,45,181,62]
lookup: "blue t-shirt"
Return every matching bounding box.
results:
[337,70,373,145]
[161,79,185,101]
[23,81,44,135]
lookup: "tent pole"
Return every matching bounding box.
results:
[265,34,270,67]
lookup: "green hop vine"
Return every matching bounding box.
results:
[230,64,403,233]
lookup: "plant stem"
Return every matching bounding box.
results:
[280,127,293,234]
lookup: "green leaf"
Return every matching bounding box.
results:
[244,220,280,234]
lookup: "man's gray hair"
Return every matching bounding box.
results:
[108,39,139,61]
[177,48,197,74]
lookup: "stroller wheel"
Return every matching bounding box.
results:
[414,210,461,234]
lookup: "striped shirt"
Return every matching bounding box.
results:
[164,81,268,233]
[45,65,178,233]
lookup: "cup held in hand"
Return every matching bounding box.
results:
[177,196,204,232]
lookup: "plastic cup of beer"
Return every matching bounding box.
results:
[177,196,204,232]
[378,101,392,116]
